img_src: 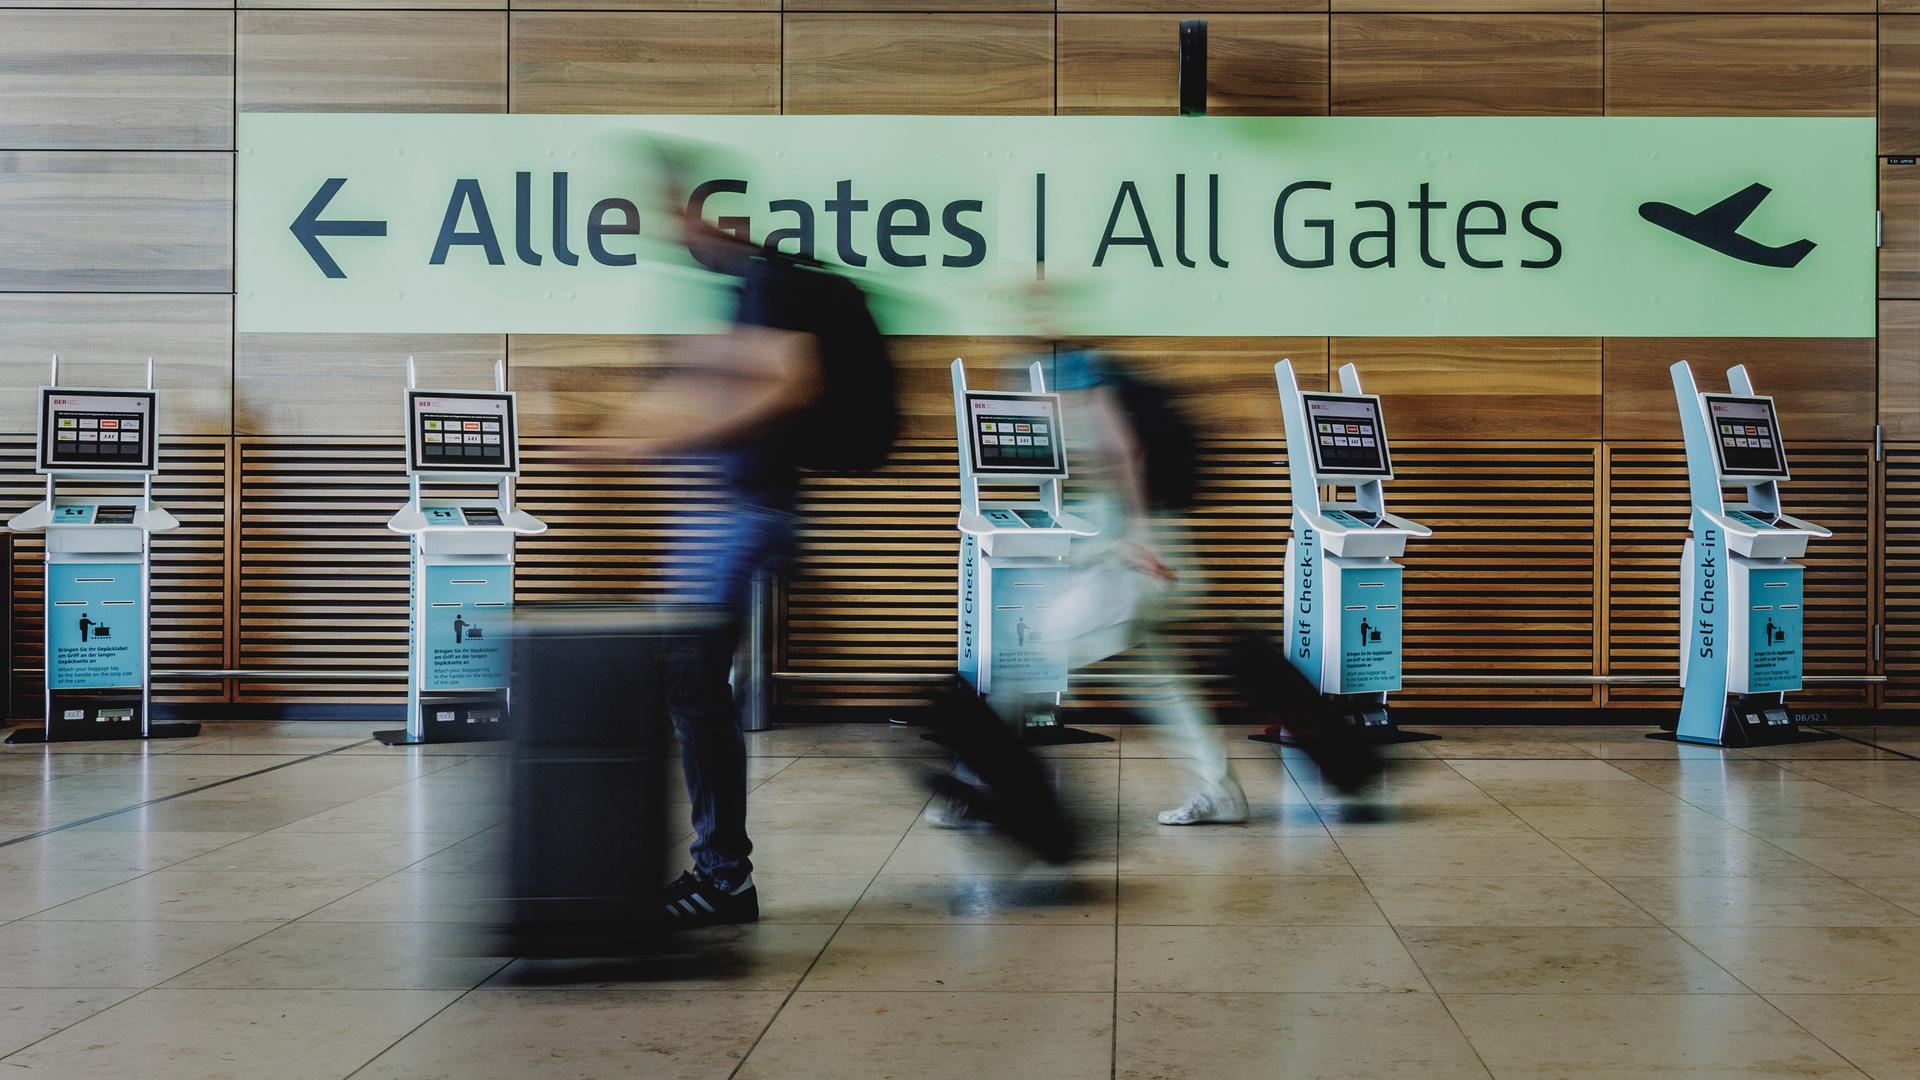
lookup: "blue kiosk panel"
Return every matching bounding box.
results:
[46,562,143,690]
[419,563,511,692]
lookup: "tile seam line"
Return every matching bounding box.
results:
[0,737,381,851]
[721,769,941,1079]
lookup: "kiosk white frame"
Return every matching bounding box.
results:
[951,358,1104,744]
[377,357,545,746]
[6,357,195,744]
[1665,361,1834,746]
[1260,359,1435,745]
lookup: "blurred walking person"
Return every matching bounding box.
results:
[603,184,895,927]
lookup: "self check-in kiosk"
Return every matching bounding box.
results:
[6,358,196,744]
[951,358,1104,744]
[377,358,545,746]
[1257,360,1435,745]
[1666,361,1832,746]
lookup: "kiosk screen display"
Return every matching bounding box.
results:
[39,390,156,472]
[1704,395,1788,479]
[1302,393,1392,478]
[966,392,1066,476]
[408,392,517,474]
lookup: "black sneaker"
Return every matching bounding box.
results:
[659,871,759,928]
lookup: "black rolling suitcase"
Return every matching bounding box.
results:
[504,603,726,957]
[1223,625,1383,792]
[920,679,1080,865]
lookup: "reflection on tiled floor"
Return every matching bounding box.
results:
[2,720,1920,1078]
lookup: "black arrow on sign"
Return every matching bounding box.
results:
[291,178,387,279]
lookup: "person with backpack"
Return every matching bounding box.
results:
[1045,346,1250,825]
[602,192,896,927]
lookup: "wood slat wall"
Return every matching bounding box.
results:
[0,6,1907,715]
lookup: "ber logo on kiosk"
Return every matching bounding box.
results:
[236,115,1873,338]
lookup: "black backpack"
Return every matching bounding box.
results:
[795,265,898,474]
[1096,359,1204,511]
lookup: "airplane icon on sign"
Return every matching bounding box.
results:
[1638,183,1816,269]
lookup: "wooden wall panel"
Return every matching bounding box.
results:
[150,439,232,702]
[1332,15,1602,116]
[0,12,233,151]
[235,334,504,436]
[1602,338,1878,443]
[241,0,503,14]
[1394,444,1599,707]
[1882,158,1920,300]
[509,13,779,114]
[1604,444,1874,709]
[509,336,677,437]
[0,152,231,292]
[1884,302,1920,441]
[509,335,1038,443]
[793,0,1049,10]
[1057,15,1328,116]
[511,0,772,12]
[1073,338,1329,439]
[784,14,1054,115]
[1331,338,1602,441]
[0,295,232,436]
[235,439,410,705]
[1883,17,1920,154]
[515,442,725,607]
[0,0,227,8]
[1889,446,1920,707]
[782,440,965,708]
[1612,0,1868,13]
[1332,0,1595,15]
[237,13,506,113]
[1059,0,1324,11]
[1605,15,1876,116]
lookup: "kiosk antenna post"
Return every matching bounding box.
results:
[1254,358,1436,746]
[1659,360,1833,746]
[947,357,1109,745]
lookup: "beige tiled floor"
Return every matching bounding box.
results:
[1,720,1919,1078]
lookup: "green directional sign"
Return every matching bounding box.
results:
[236,114,1875,337]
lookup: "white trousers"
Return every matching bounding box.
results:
[1027,562,1234,794]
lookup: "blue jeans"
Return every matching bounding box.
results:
[664,507,795,887]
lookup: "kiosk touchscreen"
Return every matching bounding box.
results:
[966,392,1067,476]
[6,365,193,744]
[951,362,1103,744]
[1666,364,1832,747]
[379,361,545,746]
[40,390,156,473]
[1302,393,1392,479]
[1258,362,1435,746]
[408,391,518,474]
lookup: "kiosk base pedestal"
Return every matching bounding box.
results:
[1250,722,1440,747]
[1021,715,1114,746]
[5,721,199,745]
[372,728,427,747]
[1250,703,1439,746]
[1648,727,1839,748]
[1650,695,1842,749]
[1647,719,1839,749]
